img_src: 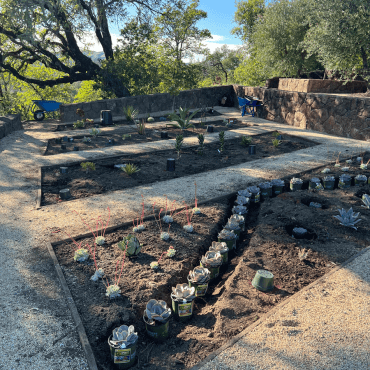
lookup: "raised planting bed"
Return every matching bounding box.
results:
[45,118,256,156]
[51,178,370,370]
[41,133,317,205]
[54,110,223,132]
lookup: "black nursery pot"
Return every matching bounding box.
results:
[161,131,169,139]
[55,138,62,144]
[272,185,284,195]
[206,125,214,133]
[166,158,175,172]
[108,335,138,369]
[61,144,67,150]
[323,180,335,190]
[62,136,68,142]
[101,110,113,125]
[248,145,256,155]
[59,189,71,200]
[73,146,79,151]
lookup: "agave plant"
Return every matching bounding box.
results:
[201,251,222,267]
[145,299,171,324]
[172,283,195,301]
[110,325,138,347]
[167,107,199,130]
[232,205,248,215]
[118,234,142,256]
[361,194,370,209]
[90,268,104,281]
[209,241,228,255]
[334,208,361,230]
[188,266,210,284]
[74,248,89,262]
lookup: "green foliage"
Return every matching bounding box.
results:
[272,131,281,138]
[73,81,104,103]
[123,106,139,122]
[122,163,140,176]
[136,120,146,135]
[122,134,131,140]
[175,134,184,157]
[73,120,85,129]
[90,128,100,137]
[81,162,96,172]
[219,131,225,152]
[197,133,205,155]
[167,107,199,130]
[241,136,252,146]
[272,138,282,147]
[233,53,267,87]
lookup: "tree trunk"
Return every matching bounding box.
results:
[361,47,368,70]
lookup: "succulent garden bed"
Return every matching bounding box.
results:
[51,175,370,369]
[45,119,256,156]
[41,133,316,205]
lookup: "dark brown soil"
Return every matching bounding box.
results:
[41,133,317,206]
[54,110,223,132]
[45,118,256,156]
[52,181,370,370]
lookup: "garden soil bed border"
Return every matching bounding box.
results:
[46,189,370,370]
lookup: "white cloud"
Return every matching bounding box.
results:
[77,32,123,52]
[207,34,225,42]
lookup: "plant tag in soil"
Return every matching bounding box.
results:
[195,285,208,296]
[178,302,193,317]
[114,348,134,364]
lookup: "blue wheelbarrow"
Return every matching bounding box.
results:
[31,100,62,121]
[238,96,263,117]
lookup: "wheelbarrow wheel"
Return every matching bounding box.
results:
[34,110,45,121]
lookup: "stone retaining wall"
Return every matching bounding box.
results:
[0,114,23,139]
[60,85,234,122]
[233,85,370,141]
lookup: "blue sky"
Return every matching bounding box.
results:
[84,0,243,56]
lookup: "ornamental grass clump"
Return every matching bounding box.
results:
[73,120,85,129]
[110,325,138,347]
[197,134,205,155]
[136,119,146,134]
[188,266,210,284]
[144,299,171,324]
[334,208,361,230]
[121,163,140,175]
[272,138,282,147]
[90,128,100,137]
[241,136,252,147]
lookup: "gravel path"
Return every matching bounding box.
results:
[1,107,369,369]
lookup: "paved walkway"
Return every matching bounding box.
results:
[1,107,369,369]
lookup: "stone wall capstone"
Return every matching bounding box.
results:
[60,85,235,122]
[0,114,23,140]
[233,85,370,141]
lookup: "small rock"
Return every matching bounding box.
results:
[175,359,184,365]
[207,332,214,338]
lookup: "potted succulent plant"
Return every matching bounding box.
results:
[258,182,272,200]
[290,177,303,191]
[118,235,142,256]
[355,174,367,186]
[224,220,241,239]
[270,179,285,195]
[231,205,248,215]
[321,168,330,174]
[108,325,138,369]
[218,229,237,251]
[247,186,260,203]
[338,174,352,189]
[209,241,229,264]
[309,177,321,190]
[235,195,250,207]
[187,266,211,297]
[143,299,171,341]
[171,284,196,321]
[200,251,223,279]
[229,214,245,232]
[323,175,335,190]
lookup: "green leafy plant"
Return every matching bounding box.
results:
[147,116,154,122]
[76,108,85,118]
[121,163,140,175]
[136,119,146,135]
[123,105,139,122]
[272,138,282,147]
[73,120,85,129]
[219,131,225,152]
[167,107,199,130]
[272,131,281,138]
[175,134,184,158]
[80,162,96,172]
[122,134,131,140]
[241,136,252,147]
[197,133,205,155]
[90,128,100,137]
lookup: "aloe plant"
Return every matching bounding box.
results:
[334,208,361,230]
[361,194,370,209]
[145,299,171,324]
[188,266,210,284]
[167,107,199,130]
[110,325,138,347]
[118,234,141,256]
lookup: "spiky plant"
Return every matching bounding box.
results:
[333,208,361,230]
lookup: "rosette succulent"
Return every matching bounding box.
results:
[144,299,171,324]
[321,168,330,174]
[238,189,252,198]
[106,284,121,299]
[95,236,105,245]
[232,205,248,215]
[334,208,361,230]
[224,220,241,235]
[74,248,89,262]
[346,159,353,164]
[209,241,228,255]
[355,174,367,182]
[315,183,324,190]
[166,246,176,257]
[247,185,260,194]
[172,284,195,301]
[201,251,222,267]
[310,177,321,184]
[360,163,368,170]
[90,268,104,281]
[133,224,145,233]
[339,174,351,188]
[235,195,250,206]
[188,266,211,284]
[259,182,272,189]
[183,224,193,233]
[290,177,303,184]
[150,261,159,270]
[341,167,350,172]
[110,325,138,348]
[229,214,245,228]
[271,179,285,187]
[160,232,170,241]
[192,207,201,214]
[163,215,173,223]
[324,175,335,182]
[361,194,370,209]
[218,229,237,241]
[118,234,142,256]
